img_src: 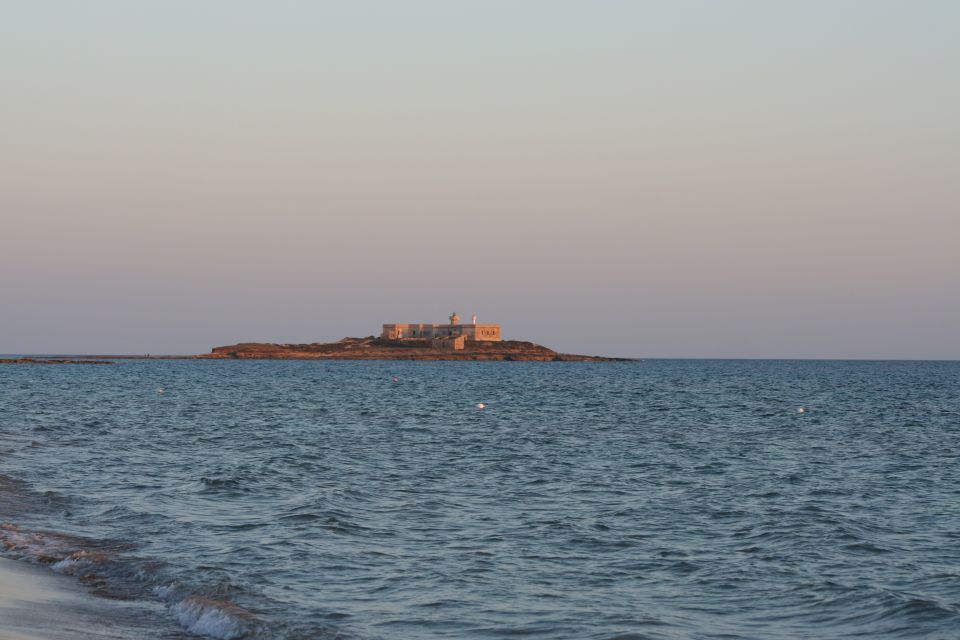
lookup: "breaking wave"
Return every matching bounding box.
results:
[173,596,262,640]
[0,520,265,638]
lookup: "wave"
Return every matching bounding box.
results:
[173,596,263,640]
[0,521,268,639]
[0,474,276,639]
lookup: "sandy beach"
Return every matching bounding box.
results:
[0,557,174,640]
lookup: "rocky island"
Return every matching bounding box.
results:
[202,336,623,362]
[202,313,627,362]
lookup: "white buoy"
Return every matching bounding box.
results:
[392,377,399,383]
[476,403,486,410]
[157,387,165,394]
[797,407,805,413]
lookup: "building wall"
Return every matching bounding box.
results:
[480,325,501,340]
[382,323,502,341]
[432,335,466,350]
[463,325,501,341]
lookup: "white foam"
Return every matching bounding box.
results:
[152,583,177,599]
[172,596,259,640]
[50,556,78,573]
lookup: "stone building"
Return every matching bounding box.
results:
[382,313,502,345]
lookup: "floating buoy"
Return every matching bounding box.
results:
[476,403,486,410]
[392,377,399,383]
[797,407,805,413]
[157,388,165,394]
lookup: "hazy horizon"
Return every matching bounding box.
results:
[3,2,958,359]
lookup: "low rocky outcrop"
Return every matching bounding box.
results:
[201,337,626,362]
[0,358,113,365]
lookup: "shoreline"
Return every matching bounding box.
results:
[202,337,630,362]
[0,519,263,640]
[0,556,175,640]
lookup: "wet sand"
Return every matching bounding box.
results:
[0,557,178,640]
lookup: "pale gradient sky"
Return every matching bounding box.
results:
[2,1,958,358]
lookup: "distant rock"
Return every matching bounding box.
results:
[0,358,113,365]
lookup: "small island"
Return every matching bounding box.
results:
[202,313,628,362]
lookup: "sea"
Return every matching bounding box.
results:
[0,359,958,640]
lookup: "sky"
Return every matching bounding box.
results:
[2,1,958,358]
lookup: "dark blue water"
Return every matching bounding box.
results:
[1,360,959,639]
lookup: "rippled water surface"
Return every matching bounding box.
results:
[1,360,959,639]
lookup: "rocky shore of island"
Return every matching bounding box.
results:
[200,337,628,362]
